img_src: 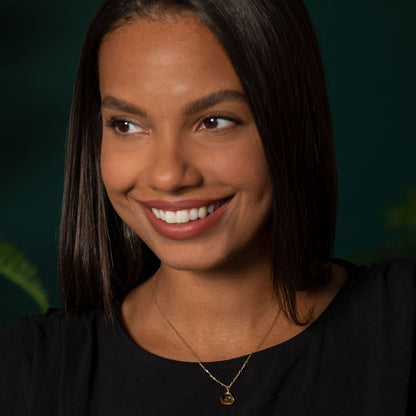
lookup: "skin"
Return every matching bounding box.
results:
[99,14,347,362]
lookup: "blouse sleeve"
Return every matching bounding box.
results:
[381,259,416,414]
[0,318,36,414]
[0,309,63,415]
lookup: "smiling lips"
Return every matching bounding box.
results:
[139,197,232,239]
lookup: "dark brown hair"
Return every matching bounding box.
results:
[60,0,337,324]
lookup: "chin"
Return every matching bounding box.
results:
[151,241,232,272]
[157,252,228,273]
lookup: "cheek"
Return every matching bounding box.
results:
[216,138,271,193]
[100,141,137,195]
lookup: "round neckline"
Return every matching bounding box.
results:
[114,260,359,366]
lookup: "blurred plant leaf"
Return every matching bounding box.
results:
[0,239,49,311]
[349,188,416,265]
[385,189,416,229]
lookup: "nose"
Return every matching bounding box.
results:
[146,133,202,193]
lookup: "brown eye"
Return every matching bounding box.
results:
[203,117,219,129]
[115,120,132,133]
[105,118,144,135]
[199,116,235,131]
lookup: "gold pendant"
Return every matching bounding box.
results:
[220,391,235,405]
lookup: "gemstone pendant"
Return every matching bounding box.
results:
[220,391,235,405]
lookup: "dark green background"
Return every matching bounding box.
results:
[1,0,415,325]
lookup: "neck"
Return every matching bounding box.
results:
[121,251,282,362]
[147,256,280,362]
[155,255,276,327]
[122,258,348,362]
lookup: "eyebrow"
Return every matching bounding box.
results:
[101,96,147,118]
[100,89,247,118]
[183,89,247,115]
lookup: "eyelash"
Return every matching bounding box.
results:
[197,115,242,132]
[103,114,242,136]
[104,117,145,135]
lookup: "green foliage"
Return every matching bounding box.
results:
[385,189,416,229]
[349,189,416,265]
[0,239,50,311]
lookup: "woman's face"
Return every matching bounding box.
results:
[99,14,272,272]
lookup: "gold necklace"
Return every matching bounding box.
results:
[152,275,280,406]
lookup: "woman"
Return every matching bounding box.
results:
[1,0,414,414]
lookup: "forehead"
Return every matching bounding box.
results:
[101,13,214,56]
[98,14,244,103]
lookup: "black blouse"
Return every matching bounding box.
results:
[1,259,415,415]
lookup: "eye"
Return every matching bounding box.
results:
[198,116,237,131]
[104,118,146,135]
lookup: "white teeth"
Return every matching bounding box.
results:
[165,211,176,223]
[198,206,207,219]
[189,208,198,220]
[176,210,189,223]
[151,208,160,219]
[150,202,225,224]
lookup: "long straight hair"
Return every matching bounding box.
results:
[60,0,337,324]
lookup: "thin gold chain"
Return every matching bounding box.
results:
[152,273,281,392]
